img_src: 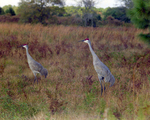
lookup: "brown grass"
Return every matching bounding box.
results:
[0,23,150,120]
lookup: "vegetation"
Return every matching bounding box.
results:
[0,5,129,27]
[0,23,150,119]
[2,5,16,15]
[0,5,19,23]
[5,7,16,16]
[103,7,130,23]
[118,0,134,9]
[0,7,5,15]
[0,1,150,119]
[17,0,64,25]
[1,1,132,26]
[127,0,150,45]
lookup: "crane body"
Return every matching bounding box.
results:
[19,44,48,83]
[79,38,115,94]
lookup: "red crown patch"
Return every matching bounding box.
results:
[85,38,89,40]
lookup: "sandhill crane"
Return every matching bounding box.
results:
[19,44,48,83]
[79,38,115,94]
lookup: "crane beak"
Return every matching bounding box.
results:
[18,45,24,48]
[78,40,85,42]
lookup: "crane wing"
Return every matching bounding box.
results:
[29,60,43,73]
[94,60,115,84]
[94,60,109,75]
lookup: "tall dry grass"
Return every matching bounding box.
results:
[0,23,150,120]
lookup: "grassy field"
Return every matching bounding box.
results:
[0,23,150,120]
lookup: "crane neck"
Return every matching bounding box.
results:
[25,47,33,61]
[87,42,99,61]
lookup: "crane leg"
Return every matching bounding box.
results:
[100,82,106,95]
[33,73,38,84]
[99,77,106,95]
[100,82,103,95]
[102,80,106,95]
[34,76,38,84]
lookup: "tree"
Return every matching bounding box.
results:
[50,0,65,6]
[0,7,5,15]
[103,7,130,23]
[77,0,100,27]
[78,0,97,9]
[5,7,16,16]
[117,0,134,9]
[50,6,65,16]
[2,5,12,12]
[128,0,150,44]
[17,1,49,24]
[64,6,88,17]
[17,0,65,24]
[12,6,18,15]
[3,5,18,14]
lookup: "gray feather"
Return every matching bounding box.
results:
[22,44,48,83]
[80,39,115,94]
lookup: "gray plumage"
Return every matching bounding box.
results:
[79,38,115,94]
[20,44,48,83]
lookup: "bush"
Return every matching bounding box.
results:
[103,16,124,26]
[0,15,20,23]
[103,7,130,23]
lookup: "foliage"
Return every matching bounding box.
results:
[2,5,18,15]
[76,0,101,27]
[96,14,101,20]
[103,7,130,23]
[81,9,99,27]
[118,0,134,9]
[138,33,150,45]
[96,8,105,13]
[2,5,12,12]
[17,0,102,26]
[104,16,124,26]
[2,5,16,16]
[128,0,150,44]
[0,7,5,15]
[50,6,65,16]
[29,0,65,6]
[12,6,18,15]
[17,0,65,24]
[78,0,97,8]
[0,15,20,23]
[5,7,16,16]
[17,1,49,24]
[128,0,150,29]
[64,6,103,16]
[64,6,103,26]
[64,6,83,16]
[48,0,65,6]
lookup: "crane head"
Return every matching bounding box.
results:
[79,38,90,44]
[18,44,28,49]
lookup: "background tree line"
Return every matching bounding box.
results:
[0,5,16,16]
[0,5,130,27]
[1,0,149,32]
